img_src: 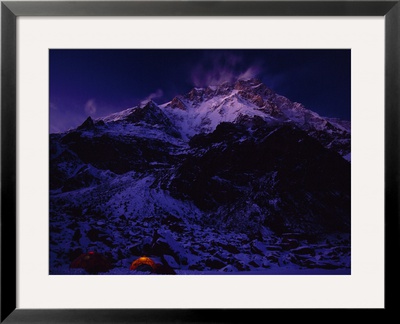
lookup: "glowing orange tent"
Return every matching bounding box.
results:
[130,256,177,274]
[70,251,112,274]
[130,256,156,272]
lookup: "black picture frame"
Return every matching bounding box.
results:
[1,0,399,322]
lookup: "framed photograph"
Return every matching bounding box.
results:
[1,0,398,322]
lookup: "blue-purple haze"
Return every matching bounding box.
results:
[49,49,351,133]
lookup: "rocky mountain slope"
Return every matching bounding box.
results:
[50,78,351,275]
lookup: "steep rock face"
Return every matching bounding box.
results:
[59,131,180,175]
[166,122,350,234]
[125,100,181,138]
[77,116,95,131]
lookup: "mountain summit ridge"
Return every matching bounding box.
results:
[79,78,350,159]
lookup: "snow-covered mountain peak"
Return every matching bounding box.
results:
[71,79,349,158]
[96,100,167,126]
[167,96,188,111]
[161,86,270,140]
[97,107,137,123]
[138,99,158,109]
[158,79,303,139]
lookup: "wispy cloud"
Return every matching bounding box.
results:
[146,89,164,101]
[140,88,164,106]
[191,52,263,87]
[84,99,97,115]
[238,66,261,81]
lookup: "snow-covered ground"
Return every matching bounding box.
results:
[50,172,350,275]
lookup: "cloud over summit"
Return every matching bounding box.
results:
[191,52,262,87]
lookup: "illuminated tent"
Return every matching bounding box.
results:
[70,251,112,274]
[130,256,176,274]
[129,256,156,272]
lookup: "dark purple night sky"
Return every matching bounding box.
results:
[49,49,351,133]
